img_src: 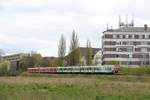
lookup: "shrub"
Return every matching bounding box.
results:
[0,61,10,76]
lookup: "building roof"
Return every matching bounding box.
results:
[80,47,101,57]
[2,53,29,62]
[105,27,150,32]
[2,53,29,57]
[65,47,101,62]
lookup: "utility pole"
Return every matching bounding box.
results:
[38,65,40,73]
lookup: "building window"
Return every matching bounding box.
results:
[118,48,122,52]
[129,54,132,58]
[141,41,147,45]
[145,35,149,39]
[116,41,121,45]
[141,48,147,52]
[113,35,116,39]
[116,54,119,58]
[126,41,133,45]
[119,35,123,39]
[120,41,122,45]
[116,48,118,51]
[132,35,134,39]
[125,35,129,39]
[127,47,133,52]
[139,35,143,39]
[117,48,124,52]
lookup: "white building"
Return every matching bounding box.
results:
[2,53,29,70]
[93,50,102,65]
[102,24,150,66]
[80,47,102,65]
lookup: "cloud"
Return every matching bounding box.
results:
[0,0,150,56]
[113,0,150,19]
[0,34,54,49]
[0,0,87,14]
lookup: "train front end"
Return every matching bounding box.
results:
[113,65,120,74]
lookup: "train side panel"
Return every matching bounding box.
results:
[27,65,119,74]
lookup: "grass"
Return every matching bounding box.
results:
[0,75,150,100]
[120,67,150,75]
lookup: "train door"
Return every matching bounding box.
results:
[54,68,57,72]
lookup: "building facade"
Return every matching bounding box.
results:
[2,53,29,70]
[80,47,102,66]
[102,24,150,66]
[93,50,102,66]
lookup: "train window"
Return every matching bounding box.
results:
[69,68,72,71]
[75,68,79,71]
[72,67,76,70]
[87,67,90,70]
[81,68,84,70]
[65,68,67,70]
[94,67,98,70]
[106,67,111,70]
[114,66,119,70]
[99,67,101,70]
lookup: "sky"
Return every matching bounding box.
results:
[0,0,150,57]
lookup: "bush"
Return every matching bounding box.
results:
[0,61,10,76]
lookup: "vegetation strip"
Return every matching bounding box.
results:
[0,75,150,100]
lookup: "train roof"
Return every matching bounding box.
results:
[28,65,119,69]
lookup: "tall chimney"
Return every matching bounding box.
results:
[144,24,148,31]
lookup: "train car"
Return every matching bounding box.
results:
[28,65,120,74]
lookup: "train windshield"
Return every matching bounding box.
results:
[114,65,119,70]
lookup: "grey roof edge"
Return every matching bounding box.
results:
[103,27,150,33]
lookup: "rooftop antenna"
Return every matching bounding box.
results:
[126,15,128,27]
[111,25,113,30]
[110,21,113,30]
[119,16,121,28]
[107,22,109,30]
[132,15,134,27]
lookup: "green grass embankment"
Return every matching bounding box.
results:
[0,75,150,100]
[120,67,150,75]
[1,67,150,100]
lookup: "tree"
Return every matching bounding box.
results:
[0,61,10,75]
[68,30,81,66]
[20,56,33,71]
[50,58,59,67]
[58,34,66,66]
[42,57,59,67]
[42,57,52,67]
[85,40,92,65]
[19,53,43,71]
[32,54,43,67]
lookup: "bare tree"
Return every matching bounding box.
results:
[70,30,79,52]
[58,34,66,66]
[85,40,92,65]
[68,30,81,66]
[58,34,66,58]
